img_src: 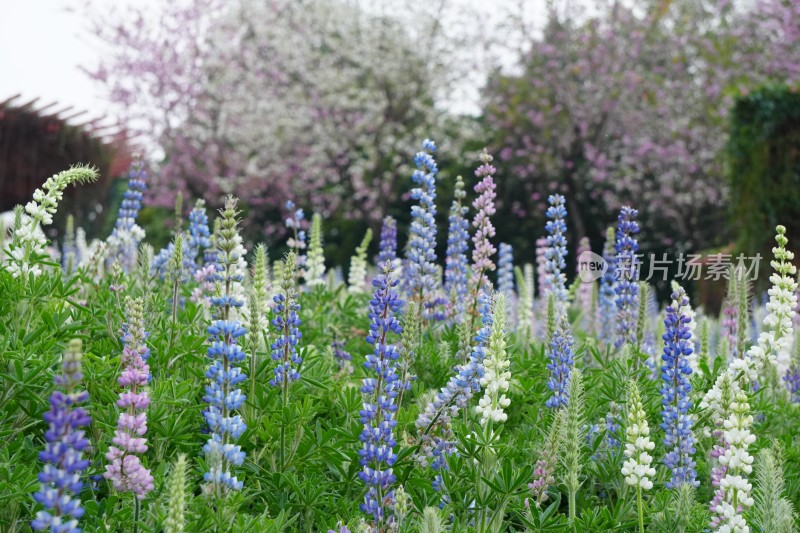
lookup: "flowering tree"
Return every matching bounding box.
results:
[86,0,457,238]
[483,0,800,251]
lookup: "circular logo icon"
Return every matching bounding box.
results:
[577,250,607,283]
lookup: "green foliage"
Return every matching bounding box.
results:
[728,86,800,269]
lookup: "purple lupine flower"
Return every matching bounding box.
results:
[469,150,498,312]
[415,293,494,496]
[660,286,698,488]
[202,197,248,494]
[32,340,91,533]
[104,297,155,499]
[785,366,800,403]
[545,315,575,409]
[186,200,211,266]
[405,139,440,319]
[359,262,404,529]
[270,252,302,388]
[614,206,640,349]
[497,243,514,296]
[376,216,398,268]
[444,176,470,320]
[107,160,147,272]
[543,195,568,307]
[598,227,617,345]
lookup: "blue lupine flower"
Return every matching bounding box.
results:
[270,253,302,387]
[107,160,147,271]
[284,201,307,262]
[359,262,404,528]
[614,207,640,349]
[543,195,568,306]
[660,286,698,488]
[405,139,440,319]
[376,216,398,267]
[604,408,621,449]
[32,340,91,533]
[598,227,616,345]
[332,338,352,368]
[415,293,494,497]
[202,197,247,494]
[545,315,575,409]
[186,200,211,266]
[497,243,514,296]
[444,176,470,319]
[785,367,800,403]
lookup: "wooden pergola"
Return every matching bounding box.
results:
[0,94,133,238]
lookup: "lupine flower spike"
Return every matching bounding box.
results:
[377,216,398,268]
[359,262,404,529]
[497,243,514,296]
[405,139,439,319]
[622,380,656,533]
[614,207,640,349]
[305,213,326,286]
[32,340,92,533]
[348,229,373,294]
[476,294,510,426]
[543,194,568,309]
[546,314,576,409]
[104,297,155,499]
[164,455,188,533]
[271,252,303,390]
[6,165,97,279]
[598,227,617,346]
[528,408,564,509]
[660,285,698,488]
[202,196,248,495]
[444,175,470,319]
[106,160,148,272]
[468,150,498,320]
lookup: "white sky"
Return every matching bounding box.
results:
[0,0,544,122]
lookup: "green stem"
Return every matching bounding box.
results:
[637,486,644,533]
[133,496,141,533]
[569,485,576,531]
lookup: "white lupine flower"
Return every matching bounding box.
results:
[347,229,372,294]
[703,227,797,415]
[5,166,97,279]
[712,391,755,532]
[475,294,511,427]
[621,380,655,491]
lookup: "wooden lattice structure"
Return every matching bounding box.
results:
[0,94,132,238]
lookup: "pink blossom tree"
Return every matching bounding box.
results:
[85,0,461,238]
[483,0,800,251]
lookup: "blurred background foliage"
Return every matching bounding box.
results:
[6,0,799,277]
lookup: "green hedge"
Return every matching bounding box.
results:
[728,86,800,266]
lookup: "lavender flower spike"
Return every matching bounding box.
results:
[104,297,155,498]
[32,340,91,533]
